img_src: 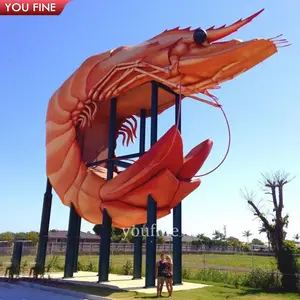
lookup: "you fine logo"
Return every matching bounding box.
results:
[0,0,71,15]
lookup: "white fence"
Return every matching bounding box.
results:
[0,242,243,256]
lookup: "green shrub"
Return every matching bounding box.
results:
[109,259,115,273]
[242,267,282,290]
[181,267,283,291]
[194,268,237,284]
[241,245,250,252]
[284,240,299,253]
[76,259,98,272]
[77,260,85,271]
[122,260,133,275]
[86,261,97,272]
[21,260,29,273]
[46,256,63,272]
[277,240,300,292]
[182,268,193,280]
[46,256,61,273]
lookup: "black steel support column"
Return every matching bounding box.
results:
[175,93,182,131]
[139,109,146,156]
[98,97,117,282]
[145,196,157,288]
[64,203,80,278]
[72,123,84,274]
[73,215,82,272]
[35,178,52,273]
[10,241,23,277]
[150,82,158,145]
[133,224,143,279]
[145,82,158,288]
[173,93,182,285]
[133,109,146,280]
[98,209,112,281]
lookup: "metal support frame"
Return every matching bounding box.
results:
[133,109,146,280]
[75,81,183,285]
[73,215,82,272]
[98,209,112,282]
[87,152,140,168]
[35,178,53,273]
[35,79,184,286]
[64,203,81,278]
[145,195,157,288]
[133,224,143,279]
[145,82,159,288]
[98,97,117,282]
[8,241,23,277]
[173,94,182,285]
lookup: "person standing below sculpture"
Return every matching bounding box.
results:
[165,255,174,297]
[156,253,168,297]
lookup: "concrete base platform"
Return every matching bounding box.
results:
[47,272,210,294]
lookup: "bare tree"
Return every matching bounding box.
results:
[243,170,299,292]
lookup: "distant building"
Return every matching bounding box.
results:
[48,231,100,244]
[163,234,199,244]
[0,241,10,247]
[251,244,271,252]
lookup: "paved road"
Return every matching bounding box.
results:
[0,282,106,300]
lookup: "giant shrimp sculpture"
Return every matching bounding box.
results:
[46,9,286,228]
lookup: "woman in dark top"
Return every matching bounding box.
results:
[156,253,168,297]
[165,255,173,297]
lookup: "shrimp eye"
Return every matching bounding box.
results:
[193,28,207,45]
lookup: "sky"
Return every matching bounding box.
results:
[0,0,299,243]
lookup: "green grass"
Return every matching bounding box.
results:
[1,253,299,295]
[60,253,280,273]
[39,282,300,299]
[0,253,288,274]
[1,253,299,289]
[184,253,277,270]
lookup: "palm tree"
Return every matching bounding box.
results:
[293,234,300,242]
[197,233,205,239]
[242,230,252,244]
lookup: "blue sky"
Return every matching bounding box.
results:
[0,0,299,242]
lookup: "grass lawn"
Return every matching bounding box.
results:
[45,282,300,299]
[1,253,299,299]
[0,253,285,274]
[183,253,277,270]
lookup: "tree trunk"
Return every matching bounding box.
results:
[276,248,299,292]
[270,234,299,292]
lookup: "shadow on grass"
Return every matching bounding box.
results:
[232,286,299,298]
[134,296,157,299]
[12,278,141,298]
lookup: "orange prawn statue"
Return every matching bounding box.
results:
[46,9,286,228]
